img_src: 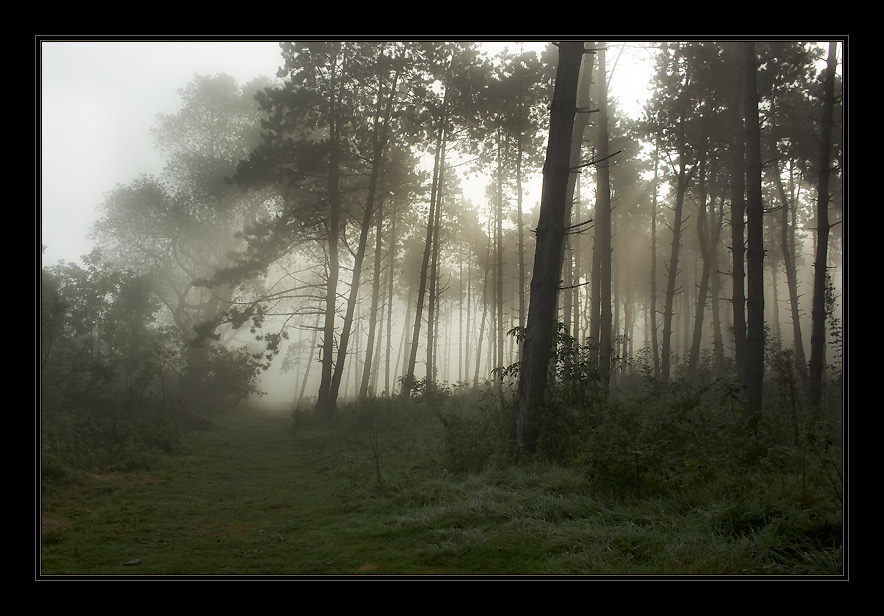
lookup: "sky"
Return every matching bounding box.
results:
[39,40,655,268]
[39,40,285,266]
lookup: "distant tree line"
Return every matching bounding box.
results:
[40,40,843,467]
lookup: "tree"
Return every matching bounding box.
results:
[725,42,748,386]
[91,73,278,408]
[743,41,765,422]
[759,41,819,378]
[593,44,614,391]
[806,41,839,412]
[512,41,585,454]
[645,42,702,384]
[235,42,433,414]
[402,42,490,397]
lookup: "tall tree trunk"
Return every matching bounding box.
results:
[403,116,448,398]
[512,41,584,454]
[464,235,475,382]
[769,257,782,344]
[298,312,321,403]
[744,41,765,423]
[595,44,613,392]
[661,122,690,384]
[650,141,661,378]
[458,242,464,383]
[315,47,344,418]
[395,284,413,388]
[727,42,748,385]
[360,194,385,398]
[371,292,384,395]
[427,161,445,389]
[384,194,399,396]
[806,41,837,412]
[474,228,491,387]
[572,182,582,346]
[565,45,594,343]
[772,163,807,376]
[710,196,726,368]
[328,60,398,410]
[495,133,506,391]
[516,115,527,357]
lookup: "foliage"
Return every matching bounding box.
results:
[510,324,604,461]
[40,257,185,472]
[435,385,512,474]
[41,403,842,576]
[40,255,264,474]
[179,345,266,412]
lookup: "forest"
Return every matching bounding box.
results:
[39,40,845,577]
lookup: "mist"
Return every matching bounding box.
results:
[39,38,845,579]
[40,39,843,412]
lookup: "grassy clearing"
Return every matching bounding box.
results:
[38,398,844,578]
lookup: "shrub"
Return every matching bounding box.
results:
[436,386,512,474]
[179,345,266,412]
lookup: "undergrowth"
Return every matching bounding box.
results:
[40,353,844,577]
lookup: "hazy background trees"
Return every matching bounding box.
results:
[41,39,844,459]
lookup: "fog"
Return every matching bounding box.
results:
[39,39,843,412]
[40,40,284,266]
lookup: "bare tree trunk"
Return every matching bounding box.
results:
[384,194,399,396]
[596,44,613,392]
[474,228,491,387]
[744,41,765,423]
[516,120,527,357]
[328,65,398,409]
[427,162,445,389]
[806,41,838,412]
[403,117,447,398]
[772,163,807,376]
[650,142,661,378]
[495,133,505,392]
[512,41,584,454]
[360,195,385,398]
[572,182,582,346]
[464,235,474,382]
[315,62,343,418]
[727,42,748,384]
[395,285,413,389]
[298,312,321,403]
[710,196,726,368]
[565,45,594,344]
[769,258,781,344]
[661,124,690,385]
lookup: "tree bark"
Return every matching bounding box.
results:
[727,42,748,386]
[360,194,385,398]
[512,41,584,454]
[771,163,807,376]
[495,132,506,391]
[403,117,447,397]
[315,47,344,418]
[426,159,445,388]
[806,41,838,411]
[327,59,398,410]
[649,141,661,378]
[660,122,690,384]
[595,45,613,392]
[384,193,398,396]
[744,41,765,423]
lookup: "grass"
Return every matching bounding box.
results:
[38,399,844,578]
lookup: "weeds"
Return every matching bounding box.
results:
[41,357,844,576]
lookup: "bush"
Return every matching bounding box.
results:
[179,345,265,412]
[436,386,512,474]
[40,400,180,473]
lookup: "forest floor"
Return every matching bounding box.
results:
[38,400,844,578]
